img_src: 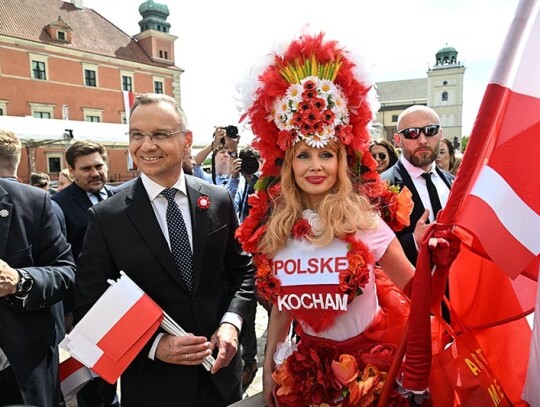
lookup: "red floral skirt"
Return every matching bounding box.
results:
[272,269,410,407]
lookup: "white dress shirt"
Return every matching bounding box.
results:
[401,157,450,223]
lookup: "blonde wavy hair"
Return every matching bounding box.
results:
[258,140,377,258]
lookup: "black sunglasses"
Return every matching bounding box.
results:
[372,152,387,160]
[398,124,440,140]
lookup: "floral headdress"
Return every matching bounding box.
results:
[236,32,412,256]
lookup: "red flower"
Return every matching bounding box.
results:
[277,130,295,151]
[335,124,353,145]
[359,343,397,372]
[197,195,211,210]
[291,219,313,239]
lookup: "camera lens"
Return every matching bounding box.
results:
[225,125,239,139]
[240,156,259,175]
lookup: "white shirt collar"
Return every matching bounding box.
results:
[140,172,187,202]
[400,156,438,180]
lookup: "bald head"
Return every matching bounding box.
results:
[396,105,440,132]
[394,105,443,171]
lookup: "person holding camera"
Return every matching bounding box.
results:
[228,146,264,392]
[230,146,261,223]
[193,126,240,189]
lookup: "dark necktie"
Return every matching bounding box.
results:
[161,188,193,291]
[421,172,443,221]
[93,191,104,202]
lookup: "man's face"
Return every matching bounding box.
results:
[128,102,192,187]
[214,149,231,175]
[69,152,108,193]
[394,109,442,171]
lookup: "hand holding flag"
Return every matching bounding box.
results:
[60,271,215,388]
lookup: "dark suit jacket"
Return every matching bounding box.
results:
[381,160,454,264]
[52,182,114,260]
[0,179,76,407]
[73,176,255,406]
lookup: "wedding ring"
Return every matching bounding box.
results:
[185,353,189,361]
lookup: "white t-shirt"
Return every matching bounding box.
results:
[275,218,395,342]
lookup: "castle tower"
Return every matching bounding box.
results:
[427,45,466,144]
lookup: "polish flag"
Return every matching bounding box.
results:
[437,1,540,403]
[123,90,136,122]
[59,357,96,398]
[61,272,163,384]
[400,0,539,405]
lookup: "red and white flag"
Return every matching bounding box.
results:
[400,0,539,405]
[122,90,136,122]
[60,272,163,384]
[440,0,539,403]
[59,356,96,398]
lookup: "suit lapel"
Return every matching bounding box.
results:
[125,179,192,294]
[185,177,208,294]
[70,183,93,213]
[0,185,12,259]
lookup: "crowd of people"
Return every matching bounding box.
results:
[0,31,534,407]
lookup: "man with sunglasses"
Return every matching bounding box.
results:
[381,105,454,265]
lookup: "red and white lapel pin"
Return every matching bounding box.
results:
[197,195,211,210]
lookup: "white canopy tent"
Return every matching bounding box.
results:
[0,116,128,146]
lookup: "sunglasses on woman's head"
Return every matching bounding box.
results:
[372,153,387,160]
[398,124,440,140]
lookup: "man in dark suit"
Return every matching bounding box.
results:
[52,140,118,406]
[74,93,255,406]
[52,141,114,260]
[382,105,454,265]
[0,178,76,407]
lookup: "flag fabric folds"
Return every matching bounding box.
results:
[59,356,96,399]
[60,272,164,384]
[400,0,540,404]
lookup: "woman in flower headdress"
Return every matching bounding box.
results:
[236,32,415,406]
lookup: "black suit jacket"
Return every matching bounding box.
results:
[73,176,255,406]
[381,160,454,264]
[0,179,76,407]
[52,182,114,260]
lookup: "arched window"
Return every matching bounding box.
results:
[442,91,448,102]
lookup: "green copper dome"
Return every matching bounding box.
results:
[138,0,171,33]
[435,44,458,66]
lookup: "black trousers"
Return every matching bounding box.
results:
[76,377,119,407]
[241,298,258,363]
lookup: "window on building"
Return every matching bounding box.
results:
[32,61,47,80]
[48,156,62,173]
[33,111,51,119]
[159,50,163,58]
[0,108,3,116]
[392,115,399,122]
[57,31,66,41]
[83,108,103,122]
[154,81,164,94]
[85,69,97,87]
[442,91,448,102]
[164,51,168,59]
[122,75,133,92]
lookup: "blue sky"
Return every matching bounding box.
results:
[85,0,520,144]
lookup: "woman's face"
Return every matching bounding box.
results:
[370,145,391,173]
[436,144,451,171]
[292,141,338,208]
